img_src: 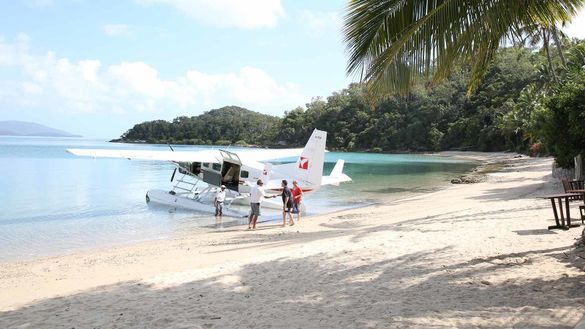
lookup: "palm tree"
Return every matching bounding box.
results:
[344,0,583,96]
[518,22,570,83]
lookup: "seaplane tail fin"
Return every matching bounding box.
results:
[330,159,345,177]
[295,129,327,187]
[321,159,352,186]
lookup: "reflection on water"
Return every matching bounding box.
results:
[0,137,477,261]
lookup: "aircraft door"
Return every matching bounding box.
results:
[219,150,242,192]
[202,162,223,187]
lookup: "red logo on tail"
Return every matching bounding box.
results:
[299,156,309,170]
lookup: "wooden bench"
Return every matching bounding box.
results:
[566,188,585,225]
[570,180,585,190]
[561,179,584,201]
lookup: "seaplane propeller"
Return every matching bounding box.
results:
[168,143,177,182]
[170,168,177,182]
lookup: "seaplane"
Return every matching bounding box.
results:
[67,129,351,216]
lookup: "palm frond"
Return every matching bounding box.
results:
[344,0,584,96]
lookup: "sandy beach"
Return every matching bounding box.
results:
[1,152,584,328]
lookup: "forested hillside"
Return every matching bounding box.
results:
[113,106,280,146]
[115,41,584,161]
[278,46,540,152]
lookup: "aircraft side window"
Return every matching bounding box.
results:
[212,163,221,171]
[192,162,201,175]
[241,170,249,178]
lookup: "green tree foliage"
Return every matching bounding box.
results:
[542,41,585,167]
[495,39,585,163]
[544,81,585,167]
[277,46,542,152]
[116,106,281,146]
[498,83,549,153]
[452,47,540,151]
[119,120,174,144]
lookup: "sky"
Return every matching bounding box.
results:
[0,1,584,139]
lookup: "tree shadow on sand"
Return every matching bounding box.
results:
[2,245,583,329]
[468,181,550,202]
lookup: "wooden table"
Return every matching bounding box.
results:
[543,193,581,230]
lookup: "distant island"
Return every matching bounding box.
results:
[111,106,281,147]
[0,121,81,137]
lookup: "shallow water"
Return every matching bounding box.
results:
[0,137,476,261]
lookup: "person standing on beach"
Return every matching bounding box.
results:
[281,180,294,226]
[248,179,275,229]
[214,185,226,217]
[291,180,303,222]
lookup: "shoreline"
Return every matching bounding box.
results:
[0,151,479,263]
[2,152,584,328]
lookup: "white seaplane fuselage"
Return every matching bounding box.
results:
[67,129,351,217]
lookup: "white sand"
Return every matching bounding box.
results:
[1,153,584,328]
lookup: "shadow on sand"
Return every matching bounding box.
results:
[1,237,584,328]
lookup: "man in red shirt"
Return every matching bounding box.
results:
[291,180,303,221]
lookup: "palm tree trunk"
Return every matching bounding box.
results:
[551,26,567,67]
[543,28,558,83]
[575,154,583,180]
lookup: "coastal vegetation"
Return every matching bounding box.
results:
[112,106,280,146]
[341,0,584,169]
[115,40,584,165]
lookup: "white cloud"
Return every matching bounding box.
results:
[103,24,133,37]
[21,81,43,95]
[0,33,30,66]
[183,66,304,106]
[108,62,167,98]
[136,0,285,29]
[0,35,306,116]
[299,10,341,31]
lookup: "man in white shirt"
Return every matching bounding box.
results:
[214,185,226,217]
[248,179,275,229]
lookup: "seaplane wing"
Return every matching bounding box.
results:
[66,147,304,164]
[237,148,303,163]
[66,148,221,163]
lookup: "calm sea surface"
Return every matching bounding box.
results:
[0,137,477,261]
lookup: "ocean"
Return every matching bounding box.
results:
[0,136,477,261]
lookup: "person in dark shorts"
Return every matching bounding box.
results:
[248,179,276,229]
[281,179,294,226]
[214,185,226,217]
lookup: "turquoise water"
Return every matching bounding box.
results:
[0,137,476,261]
